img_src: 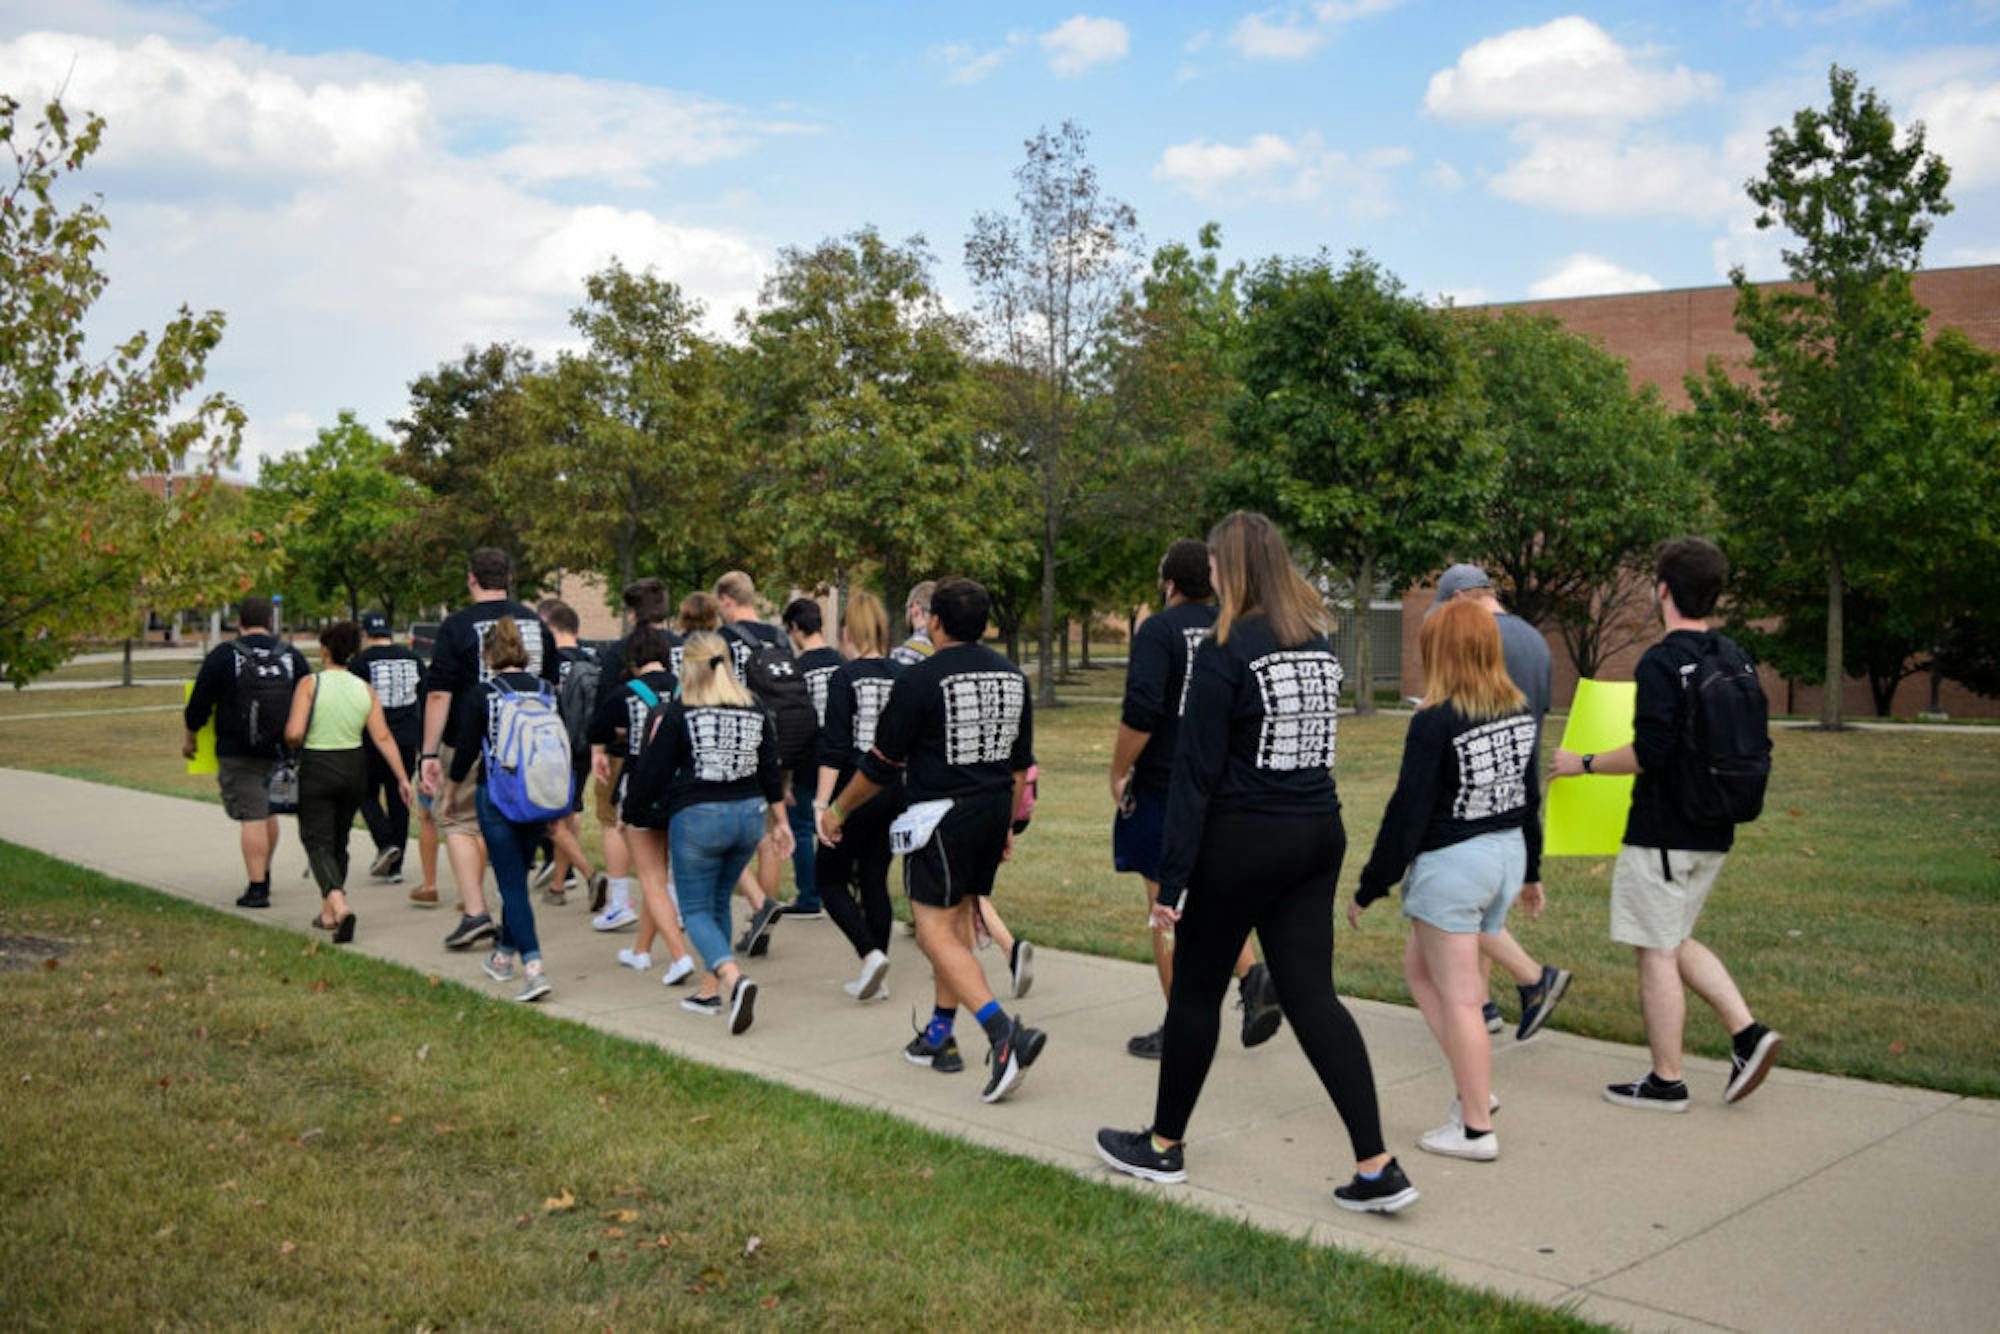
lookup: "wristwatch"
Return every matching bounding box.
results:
[1582,753,1596,774]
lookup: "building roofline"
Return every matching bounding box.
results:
[1461,261,2000,311]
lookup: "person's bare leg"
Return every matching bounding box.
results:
[978,898,1013,953]
[1232,942,1257,980]
[1479,928,1542,987]
[551,815,592,887]
[318,887,352,926]
[915,901,991,1013]
[1677,937,1753,1033]
[1637,946,1688,1080]
[602,821,631,881]
[241,819,274,883]
[1144,878,1171,997]
[1403,929,1449,1048]
[736,865,768,912]
[417,805,440,893]
[443,832,488,917]
[630,830,690,963]
[1415,922,1492,1132]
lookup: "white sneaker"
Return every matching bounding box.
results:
[1448,1092,1502,1125]
[660,955,696,987]
[592,902,638,932]
[616,948,652,972]
[852,948,889,1001]
[1419,1121,1499,1161]
[842,979,890,1002]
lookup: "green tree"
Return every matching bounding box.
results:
[1460,311,1699,677]
[1919,330,2000,705]
[1220,252,1495,713]
[0,97,253,684]
[1688,64,1952,729]
[254,412,433,623]
[503,262,730,599]
[734,228,1028,611]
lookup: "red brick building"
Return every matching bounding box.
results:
[1398,264,2000,718]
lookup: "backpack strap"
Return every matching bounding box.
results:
[629,680,660,710]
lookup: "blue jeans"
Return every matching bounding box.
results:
[669,797,766,971]
[477,784,545,963]
[787,792,820,909]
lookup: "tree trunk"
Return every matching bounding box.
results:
[1079,615,1092,669]
[619,532,637,599]
[1036,503,1059,707]
[1005,620,1021,664]
[1869,672,1896,718]
[120,635,134,688]
[1059,618,1071,679]
[1822,553,1845,730]
[1928,564,1944,714]
[1352,549,1376,716]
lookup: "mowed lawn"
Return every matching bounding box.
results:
[0,843,1589,1331]
[4,674,1998,1097]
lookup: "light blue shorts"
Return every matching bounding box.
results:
[1402,829,1527,935]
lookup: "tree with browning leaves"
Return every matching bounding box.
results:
[0,96,259,685]
[1687,65,1951,730]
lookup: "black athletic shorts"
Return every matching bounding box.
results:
[904,788,1013,909]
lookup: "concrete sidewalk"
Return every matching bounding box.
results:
[1,768,1993,1332]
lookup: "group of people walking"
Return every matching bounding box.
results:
[182,514,1784,1217]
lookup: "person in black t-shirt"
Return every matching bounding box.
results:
[714,572,791,952]
[417,548,559,953]
[1550,537,1782,1112]
[889,580,936,667]
[1349,599,1553,1163]
[182,594,313,908]
[821,577,1047,1104]
[781,597,840,918]
[810,591,905,1001]
[1109,539,1281,1061]
[1095,512,1416,1214]
[351,612,425,882]
[535,598,603,903]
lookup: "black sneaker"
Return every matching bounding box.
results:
[1095,1127,1187,1184]
[735,899,782,958]
[443,912,496,951]
[1482,1001,1504,1034]
[1333,1158,1420,1214]
[1126,1027,1165,1060]
[1725,1025,1784,1104]
[234,886,270,909]
[728,976,758,1036]
[777,901,824,920]
[903,1030,964,1074]
[1515,965,1573,1041]
[1009,939,1035,999]
[1238,964,1283,1048]
[588,871,609,914]
[1603,1072,1691,1113]
[980,1017,1047,1104]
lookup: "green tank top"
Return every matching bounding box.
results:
[304,668,375,751]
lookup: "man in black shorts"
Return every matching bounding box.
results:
[820,577,1047,1103]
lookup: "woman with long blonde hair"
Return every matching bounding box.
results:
[624,631,792,1034]
[1095,511,1416,1214]
[1349,597,1548,1162]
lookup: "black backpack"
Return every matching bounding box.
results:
[556,652,603,757]
[725,628,816,770]
[229,640,301,753]
[1669,633,1772,826]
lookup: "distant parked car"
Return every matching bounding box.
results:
[409,621,442,665]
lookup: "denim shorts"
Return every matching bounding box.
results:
[1402,829,1526,935]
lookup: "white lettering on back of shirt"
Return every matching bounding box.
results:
[1249,650,1342,771]
[1176,625,1209,717]
[805,665,838,727]
[472,617,545,684]
[850,676,896,753]
[939,670,1025,766]
[685,707,762,783]
[1450,715,1537,821]
[368,656,421,710]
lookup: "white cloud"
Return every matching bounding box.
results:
[936,38,1018,86]
[0,25,779,475]
[1154,131,1410,215]
[1424,159,1465,191]
[1911,78,2000,189]
[1230,12,1323,60]
[1185,29,1213,53]
[1492,129,1740,221]
[1039,15,1128,78]
[1425,17,1720,122]
[1528,252,1664,298]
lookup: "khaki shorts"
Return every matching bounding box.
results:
[594,757,624,828]
[218,754,274,821]
[1610,844,1728,951]
[433,742,480,838]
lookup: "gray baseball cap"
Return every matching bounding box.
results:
[1433,563,1492,606]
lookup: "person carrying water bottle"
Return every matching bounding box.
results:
[436,616,571,1003]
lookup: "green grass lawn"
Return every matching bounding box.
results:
[0,842,1589,1331]
[4,681,1997,1097]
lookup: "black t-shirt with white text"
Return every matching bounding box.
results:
[1159,617,1343,896]
[351,643,425,745]
[625,698,784,821]
[423,600,559,751]
[860,642,1034,803]
[587,668,677,761]
[1122,600,1218,796]
[817,655,902,793]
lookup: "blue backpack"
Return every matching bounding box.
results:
[482,679,574,822]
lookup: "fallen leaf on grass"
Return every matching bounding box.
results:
[637,1234,676,1250]
[297,1127,324,1145]
[543,1189,577,1213]
[743,1235,762,1258]
[1888,1040,1908,1056]
[916,1166,934,1181]
[428,975,440,987]
[416,1043,430,1062]
[146,963,164,977]
[604,1209,639,1223]
[687,1114,712,1125]
[603,1227,626,1239]
[278,1240,296,1256]
[219,1180,237,1191]
[433,1123,457,1135]
[302,942,319,957]
[759,1295,781,1310]
[1587,862,1607,876]
[309,980,328,993]
[1799,847,1817,858]
[387,1115,403,1125]
[251,1199,268,1211]
[700,1266,728,1290]
[1787,808,1804,818]
[154,1225,175,1241]
[586,1249,600,1263]
[41,958,58,971]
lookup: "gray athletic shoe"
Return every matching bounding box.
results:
[515,967,551,1003]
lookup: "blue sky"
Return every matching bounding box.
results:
[1,0,1995,474]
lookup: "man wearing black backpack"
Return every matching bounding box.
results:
[1551,538,1782,1112]
[182,595,313,908]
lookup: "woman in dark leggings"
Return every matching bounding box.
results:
[1094,511,1418,1214]
[811,591,905,1001]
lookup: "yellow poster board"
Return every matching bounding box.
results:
[183,680,217,774]
[1544,678,1636,857]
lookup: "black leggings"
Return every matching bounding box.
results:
[299,747,367,898]
[819,788,900,958]
[359,734,415,855]
[1153,808,1385,1161]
